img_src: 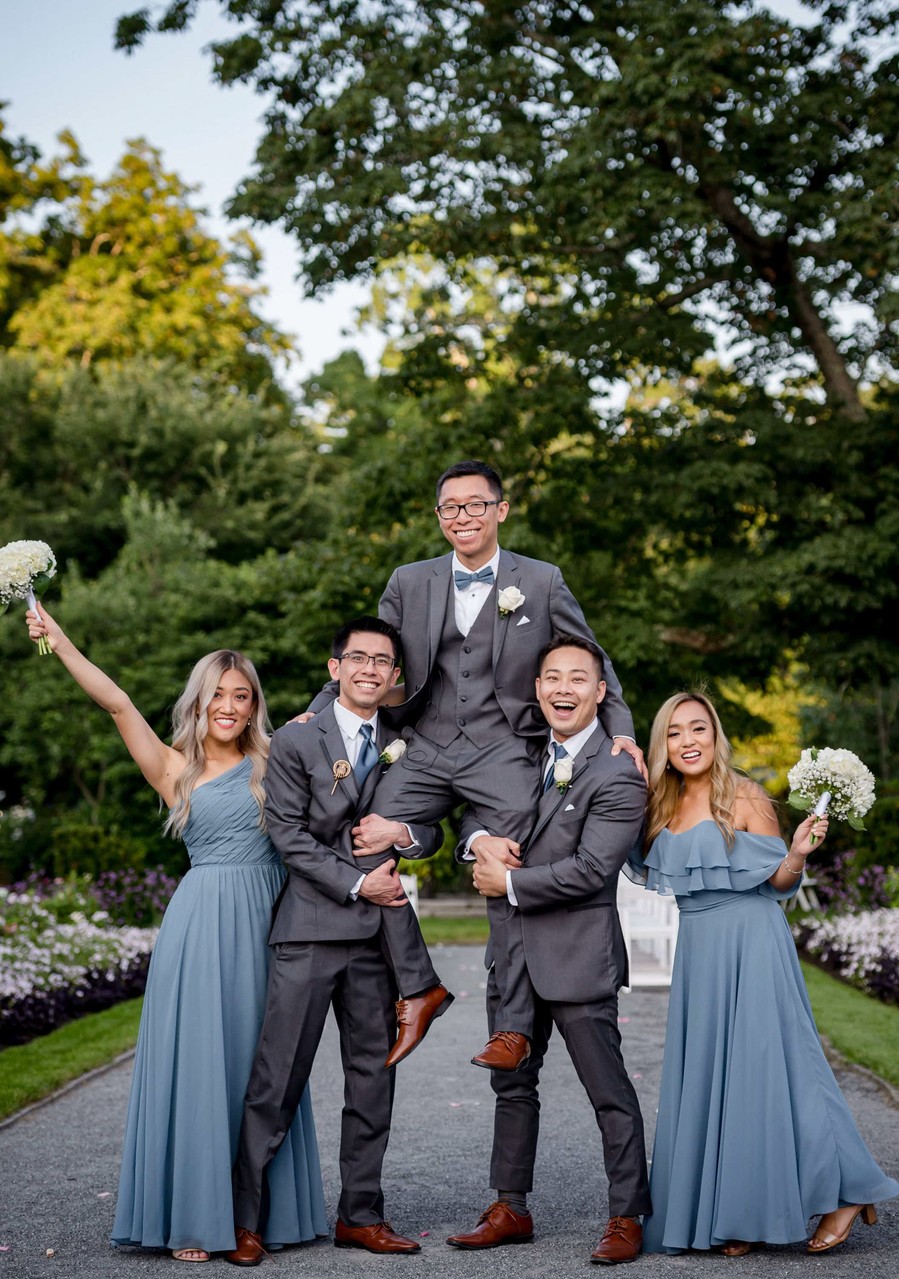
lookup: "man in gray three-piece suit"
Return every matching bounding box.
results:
[446,636,651,1265]
[311,460,645,1067]
[227,618,442,1265]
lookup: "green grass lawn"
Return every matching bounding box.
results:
[2,942,896,1124]
[0,998,144,1121]
[800,960,899,1090]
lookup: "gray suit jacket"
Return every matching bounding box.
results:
[309,548,635,740]
[265,702,440,944]
[469,725,646,1003]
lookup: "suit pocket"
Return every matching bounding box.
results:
[399,737,441,772]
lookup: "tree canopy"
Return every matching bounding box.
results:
[116,1,899,417]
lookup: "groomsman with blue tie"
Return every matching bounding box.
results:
[310,460,644,1067]
[228,618,443,1264]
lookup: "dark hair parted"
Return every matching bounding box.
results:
[436,460,503,504]
[331,616,403,667]
[538,634,605,680]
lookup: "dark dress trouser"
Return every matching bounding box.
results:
[370,731,541,1014]
[233,937,397,1231]
[486,959,652,1219]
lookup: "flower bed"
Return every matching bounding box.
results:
[793,908,899,1007]
[0,880,161,1046]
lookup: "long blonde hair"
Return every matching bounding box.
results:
[164,650,270,837]
[645,690,737,849]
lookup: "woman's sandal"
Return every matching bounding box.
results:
[720,1241,752,1257]
[807,1204,877,1254]
[172,1248,210,1263]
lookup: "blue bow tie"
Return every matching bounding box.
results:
[454,566,495,590]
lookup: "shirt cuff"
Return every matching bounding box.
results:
[612,735,636,743]
[394,823,419,852]
[462,829,490,861]
[506,869,519,907]
[349,873,366,901]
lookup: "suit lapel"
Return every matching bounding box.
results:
[492,547,522,669]
[428,557,453,663]
[527,727,605,845]
[317,708,359,802]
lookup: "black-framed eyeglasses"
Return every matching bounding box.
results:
[339,651,397,670]
[435,499,501,520]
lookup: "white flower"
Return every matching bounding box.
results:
[498,585,526,617]
[788,746,876,829]
[0,540,56,606]
[554,756,574,791]
[379,739,406,765]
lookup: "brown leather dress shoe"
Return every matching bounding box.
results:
[446,1201,534,1249]
[470,1031,531,1071]
[225,1227,266,1267]
[384,984,454,1068]
[334,1220,421,1253]
[590,1216,642,1264]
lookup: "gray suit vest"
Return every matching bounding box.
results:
[416,582,507,748]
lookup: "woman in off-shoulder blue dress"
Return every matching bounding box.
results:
[631,691,898,1258]
[26,606,327,1263]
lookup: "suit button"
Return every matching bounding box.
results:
[460,695,468,703]
[459,718,467,726]
[462,670,469,677]
[463,646,472,654]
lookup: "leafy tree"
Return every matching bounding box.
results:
[4,137,291,390]
[117,1,898,417]
[0,111,83,340]
[0,354,332,577]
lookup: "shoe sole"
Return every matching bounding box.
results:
[334,1242,420,1254]
[590,1254,640,1265]
[446,1236,534,1249]
[470,1055,531,1071]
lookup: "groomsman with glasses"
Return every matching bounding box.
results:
[308,460,644,1067]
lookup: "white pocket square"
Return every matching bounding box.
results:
[516,614,530,626]
[564,802,575,811]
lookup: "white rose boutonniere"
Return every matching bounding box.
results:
[554,756,574,793]
[497,585,526,618]
[379,739,407,765]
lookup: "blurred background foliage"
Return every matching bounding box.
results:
[2,0,897,893]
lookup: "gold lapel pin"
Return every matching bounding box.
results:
[330,759,352,794]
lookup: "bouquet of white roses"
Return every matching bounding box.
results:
[788,747,876,837]
[0,540,57,655]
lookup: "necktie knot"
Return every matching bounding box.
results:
[454,565,495,590]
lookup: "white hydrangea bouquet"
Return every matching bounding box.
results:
[788,746,876,842]
[0,540,57,655]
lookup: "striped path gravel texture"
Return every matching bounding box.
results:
[0,945,897,1278]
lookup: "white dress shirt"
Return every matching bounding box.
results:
[452,547,501,635]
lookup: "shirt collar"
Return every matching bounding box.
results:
[334,699,379,741]
[549,717,598,762]
[451,546,501,579]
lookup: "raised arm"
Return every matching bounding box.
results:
[26,605,182,803]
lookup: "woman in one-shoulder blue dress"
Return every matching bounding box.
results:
[26,606,327,1262]
[631,691,898,1258]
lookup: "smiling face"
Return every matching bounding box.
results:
[435,475,509,569]
[666,699,715,780]
[536,645,606,742]
[328,630,400,719]
[205,667,255,745]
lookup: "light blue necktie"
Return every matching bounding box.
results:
[454,566,495,590]
[543,741,568,794]
[354,722,380,787]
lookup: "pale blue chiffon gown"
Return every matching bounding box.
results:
[112,757,328,1254]
[633,821,898,1254]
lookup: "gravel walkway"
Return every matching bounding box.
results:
[1,945,897,1278]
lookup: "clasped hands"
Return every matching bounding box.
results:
[470,835,520,898]
[352,813,410,908]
